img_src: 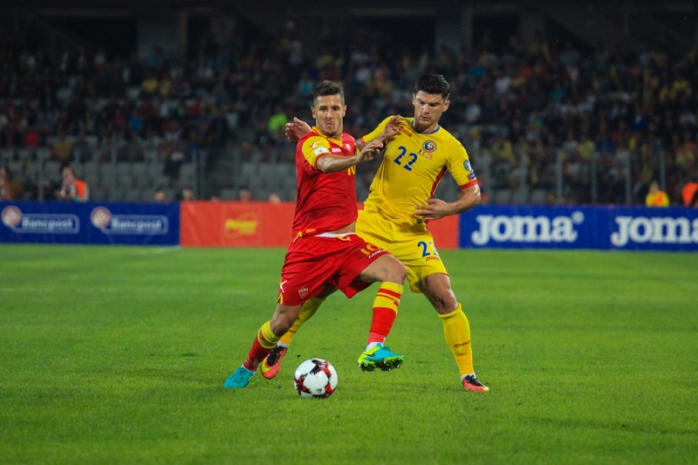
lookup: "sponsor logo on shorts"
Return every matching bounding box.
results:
[368,249,384,259]
[2,205,79,234]
[91,207,168,235]
[425,256,441,261]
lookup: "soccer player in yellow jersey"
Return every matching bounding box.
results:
[265,74,488,392]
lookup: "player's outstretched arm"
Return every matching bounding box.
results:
[315,140,384,174]
[356,115,404,152]
[285,118,312,142]
[414,184,481,221]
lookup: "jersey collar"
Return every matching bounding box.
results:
[312,126,342,145]
[406,118,441,135]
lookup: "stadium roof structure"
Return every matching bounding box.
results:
[0,0,695,54]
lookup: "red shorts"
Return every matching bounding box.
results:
[277,233,389,306]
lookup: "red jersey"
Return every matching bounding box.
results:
[292,127,358,236]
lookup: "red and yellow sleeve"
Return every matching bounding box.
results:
[447,142,478,189]
[301,136,332,169]
[358,116,392,145]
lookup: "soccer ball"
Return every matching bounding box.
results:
[294,358,338,399]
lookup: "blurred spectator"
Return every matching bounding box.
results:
[645,181,669,207]
[238,186,252,202]
[1,124,21,149]
[0,166,10,199]
[682,177,698,207]
[52,132,73,162]
[119,132,144,162]
[56,166,88,202]
[153,187,167,203]
[268,105,289,139]
[2,23,698,205]
[181,188,194,201]
[268,192,281,203]
[161,121,186,181]
[141,72,159,97]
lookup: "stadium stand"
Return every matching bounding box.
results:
[0,16,697,205]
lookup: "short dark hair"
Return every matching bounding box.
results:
[414,74,450,100]
[313,80,345,105]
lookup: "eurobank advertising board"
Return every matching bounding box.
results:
[459,205,698,251]
[0,201,179,246]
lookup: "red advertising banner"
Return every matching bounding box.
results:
[181,201,458,249]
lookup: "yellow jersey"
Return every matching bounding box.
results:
[359,117,477,225]
[645,190,669,207]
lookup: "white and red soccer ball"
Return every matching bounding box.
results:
[294,358,338,399]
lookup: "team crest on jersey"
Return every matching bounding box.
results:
[418,140,436,159]
[464,160,473,173]
[298,287,309,299]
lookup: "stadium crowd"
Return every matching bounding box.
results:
[1,24,698,205]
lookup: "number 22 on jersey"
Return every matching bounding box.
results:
[394,146,418,171]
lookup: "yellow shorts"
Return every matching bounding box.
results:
[356,209,448,293]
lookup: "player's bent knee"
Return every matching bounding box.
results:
[428,289,457,313]
[270,304,301,336]
[385,257,407,284]
[435,294,458,314]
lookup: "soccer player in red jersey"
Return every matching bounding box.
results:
[224,81,408,389]
[265,75,489,393]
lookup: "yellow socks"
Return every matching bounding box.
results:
[438,303,474,376]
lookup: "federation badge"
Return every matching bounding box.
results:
[418,140,437,159]
[298,287,309,299]
[464,160,473,173]
[422,140,437,153]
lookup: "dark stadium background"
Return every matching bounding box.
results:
[1,0,697,205]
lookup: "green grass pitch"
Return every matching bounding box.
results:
[1,245,697,464]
